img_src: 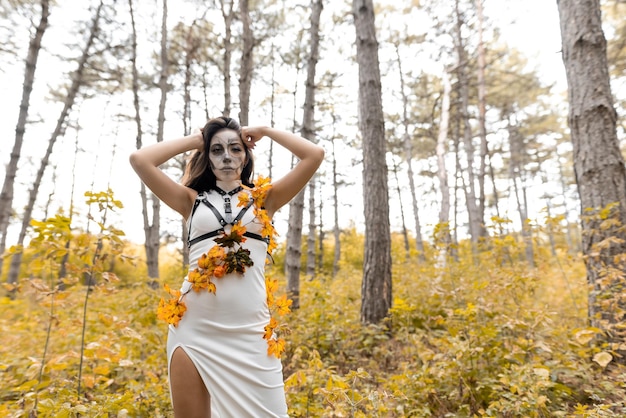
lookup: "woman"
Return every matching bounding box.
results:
[129,116,325,417]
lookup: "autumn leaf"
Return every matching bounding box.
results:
[214,226,247,248]
[593,351,613,368]
[223,248,253,274]
[237,192,251,207]
[267,337,286,358]
[264,317,278,340]
[198,253,211,269]
[574,328,600,345]
[157,290,187,327]
[275,294,293,316]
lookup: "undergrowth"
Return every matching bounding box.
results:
[1,206,625,417]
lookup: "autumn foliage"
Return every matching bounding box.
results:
[1,193,625,417]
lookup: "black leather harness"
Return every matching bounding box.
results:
[187,190,269,249]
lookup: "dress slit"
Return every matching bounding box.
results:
[168,344,215,412]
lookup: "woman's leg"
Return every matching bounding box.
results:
[170,347,211,417]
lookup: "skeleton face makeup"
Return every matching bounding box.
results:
[208,129,247,182]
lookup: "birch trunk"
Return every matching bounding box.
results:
[285,189,304,309]
[507,122,535,267]
[476,0,488,234]
[143,0,169,285]
[394,42,424,261]
[306,180,317,277]
[317,180,325,272]
[239,0,253,126]
[392,157,410,258]
[454,0,484,243]
[436,70,452,240]
[7,0,103,285]
[331,121,341,276]
[0,0,49,278]
[353,0,392,324]
[220,0,235,117]
[285,0,323,307]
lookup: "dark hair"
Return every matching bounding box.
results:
[183,116,254,192]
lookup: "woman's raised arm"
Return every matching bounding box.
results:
[129,132,203,219]
[241,126,325,217]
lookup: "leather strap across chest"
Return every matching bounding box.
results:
[187,191,269,248]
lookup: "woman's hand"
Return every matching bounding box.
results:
[240,126,268,149]
[193,128,205,151]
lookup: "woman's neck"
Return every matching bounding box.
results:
[215,180,241,193]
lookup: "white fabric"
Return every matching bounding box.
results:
[167,190,288,417]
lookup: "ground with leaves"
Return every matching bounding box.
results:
[1,224,626,417]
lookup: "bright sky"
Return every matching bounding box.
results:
[0,0,569,248]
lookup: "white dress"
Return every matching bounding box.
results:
[167,189,288,417]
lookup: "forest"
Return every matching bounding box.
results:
[1,0,626,416]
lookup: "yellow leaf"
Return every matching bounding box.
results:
[15,379,38,391]
[275,294,293,316]
[593,351,613,368]
[574,329,597,345]
[99,313,114,326]
[121,327,143,340]
[49,362,69,371]
[73,404,88,413]
[267,338,286,358]
[93,364,110,376]
[533,366,550,379]
[82,375,95,389]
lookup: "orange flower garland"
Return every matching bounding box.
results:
[156,175,292,358]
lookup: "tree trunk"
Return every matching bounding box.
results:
[285,189,304,309]
[395,42,424,261]
[542,172,558,257]
[557,0,626,338]
[306,180,317,277]
[317,180,325,272]
[353,0,392,325]
[57,126,82,288]
[436,69,452,249]
[392,157,410,259]
[7,0,103,285]
[268,43,277,179]
[331,121,341,277]
[220,0,235,117]
[476,0,489,237]
[179,19,202,269]
[489,151,501,219]
[454,0,484,243]
[0,0,49,278]
[512,172,535,267]
[238,0,253,126]
[557,154,576,252]
[143,0,169,285]
[285,0,323,307]
[507,121,535,267]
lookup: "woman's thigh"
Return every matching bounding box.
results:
[170,347,211,418]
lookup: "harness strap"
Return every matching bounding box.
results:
[201,199,228,227]
[189,230,269,248]
[187,191,267,248]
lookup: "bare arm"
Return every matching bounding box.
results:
[242,126,325,217]
[129,132,203,219]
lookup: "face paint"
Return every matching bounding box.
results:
[208,129,247,181]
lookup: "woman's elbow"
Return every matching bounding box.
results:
[129,151,143,171]
[313,145,325,165]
